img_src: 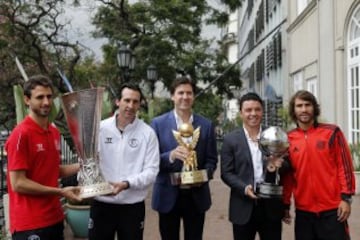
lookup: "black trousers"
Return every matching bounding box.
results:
[159,190,205,240]
[12,221,64,240]
[88,200,145,240]
[295,209,350,240]
[233,200,282,240]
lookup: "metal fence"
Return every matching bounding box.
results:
[0,136,7,231]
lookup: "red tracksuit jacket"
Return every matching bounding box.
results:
[283,123,355,213]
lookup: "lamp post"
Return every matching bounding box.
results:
[146,64,157,120]
[146,64,157,99]
[117,43,135,82]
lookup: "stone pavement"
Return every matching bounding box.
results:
[65,169,360,240]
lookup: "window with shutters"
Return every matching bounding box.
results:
[348,5,360,143]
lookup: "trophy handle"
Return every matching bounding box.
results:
[275,168,280,185]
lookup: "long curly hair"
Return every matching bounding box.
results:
[288,90,320,124]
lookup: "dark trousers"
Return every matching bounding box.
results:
[88,200,145,240]
[159,190,205,240]
[233,200,282,240]
[295,209,350,240]
[12,221,64,240]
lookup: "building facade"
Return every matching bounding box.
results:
[224,0,360,142]
[221,0,288,127]
[287,0,360,143]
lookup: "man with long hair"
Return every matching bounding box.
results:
[283,90,355,240]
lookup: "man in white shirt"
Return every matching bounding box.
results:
[88,83,160,240]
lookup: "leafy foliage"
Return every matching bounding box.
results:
[193,92,223,125]
[222,115,242,135]
[139,97,172,124]
[91,0,242,97]
[277,106,293,131]
[1,0,244,131]
[350,143,360,171]
[0,0,83,129]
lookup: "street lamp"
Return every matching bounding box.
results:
[117,43,134,82]
[147,64,157,99]
[129,53,136,71]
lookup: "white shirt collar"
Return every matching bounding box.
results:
[173,110,193,128]
[243,126,262,142]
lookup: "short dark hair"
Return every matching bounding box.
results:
[288,90,320,123]
[238,92,264,111]
[170,76,196,95]
[23,75,54,98]
[117,82,144,102]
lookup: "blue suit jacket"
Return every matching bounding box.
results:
[150,111,218,213]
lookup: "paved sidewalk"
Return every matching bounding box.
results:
[65,170,360,239]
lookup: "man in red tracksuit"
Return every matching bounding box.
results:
[283,90,355,240]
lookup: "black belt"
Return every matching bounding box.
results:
[93,199,144,207]
[296,208,337,218]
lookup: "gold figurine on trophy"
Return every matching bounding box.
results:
[171,123,208,185]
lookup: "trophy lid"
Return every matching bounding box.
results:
[178,123,194,138]
[259,126,289,157]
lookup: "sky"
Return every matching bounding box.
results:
[62,2,106,61]
[62,1,223,61]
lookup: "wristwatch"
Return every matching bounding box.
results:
[123,181,130,190]
[341,194,353,205]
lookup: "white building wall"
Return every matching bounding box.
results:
[226,99,239,120]
[288,12,318,73]
[228,44,239,63]
[286,0,359,138]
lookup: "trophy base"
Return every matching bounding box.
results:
[170,170,208,186]
[256,182,283,198]
[79,182,113,199]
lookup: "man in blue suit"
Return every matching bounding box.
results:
[151,76,218,240]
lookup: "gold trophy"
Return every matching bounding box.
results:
[170,123,208,186]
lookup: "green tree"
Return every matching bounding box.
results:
[0,0,85,129]
[194,92,223,125]
[0,0,244,129]
[90,0,242,122]
[92,0,242,95]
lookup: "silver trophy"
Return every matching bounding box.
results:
[61,88,113,198]
[258,126,289,198]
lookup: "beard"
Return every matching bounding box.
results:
[296,113,314,125]
[33,107,51,118]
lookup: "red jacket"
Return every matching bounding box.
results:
[283,123,355,213]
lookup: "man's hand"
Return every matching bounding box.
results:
[245,184,258,199]
[170,146,190,162]
[61,186,82,203]
[110,181,129,195]
[282,209,292,224]
[337,200,351,222]
[267,156,284,172]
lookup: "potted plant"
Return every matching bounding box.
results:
[60,174,91,239]
[65,197,91,238]
[350,143,360,194]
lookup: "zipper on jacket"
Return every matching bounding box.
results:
[118,128,124,139]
